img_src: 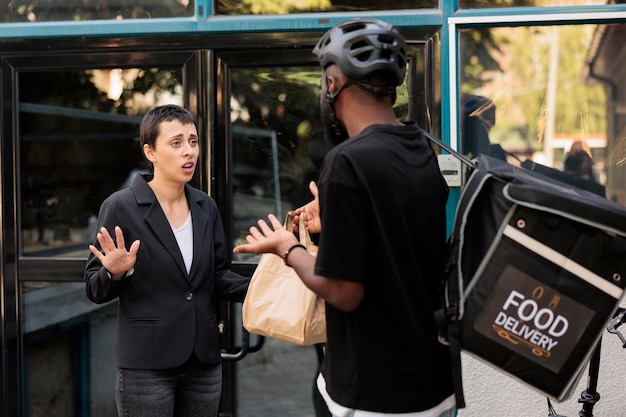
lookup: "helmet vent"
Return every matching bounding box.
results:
[380,50,392,60]
[351,40,372,62]
[378,34,396,45]
[342,21,367,34]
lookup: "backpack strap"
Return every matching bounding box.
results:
[438,232,466,409]
[421,127,470,408]
[448,321,466,408]
[419,128,478,170]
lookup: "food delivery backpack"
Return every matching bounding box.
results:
[434,154,626,408]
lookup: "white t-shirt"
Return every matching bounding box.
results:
[172,212,193,274]
[317,374,455,417]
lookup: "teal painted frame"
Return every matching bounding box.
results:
[444,3,626,232]
[0,11,443,40]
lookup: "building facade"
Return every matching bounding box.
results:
[1,1,626,416]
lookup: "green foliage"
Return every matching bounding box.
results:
[3,0,192,22]
[230,67,321,157]
[462,24,606,151]
[460,0,536,7]
[217,0,437,14]
[460,28,505,93]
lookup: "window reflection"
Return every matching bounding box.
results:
[228,64,416,261]
[459,24,626,206]
[216,0,437,15]
[229,67,324,261]
[3,0,192,22]
[591,23,626,205]
[23,281,117,416]
[19,68,183,257]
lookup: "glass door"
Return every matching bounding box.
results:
[225,60,329,417]
[215,38,437,416]
[9,50,205,417]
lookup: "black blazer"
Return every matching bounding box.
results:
[85,174,248,369]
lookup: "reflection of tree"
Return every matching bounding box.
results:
[20,69,180,116]
[218,0,439,15]
[231,68,322,188]
[3,0,191,22]
[460,0,535,6]
[219,0,330,14]
[230,67,324,256]
[463,25,605,152]
[460,1,537,94]
[19,68,181,241]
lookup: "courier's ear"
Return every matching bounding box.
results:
[325,74,339,95]
[324,64,345,96]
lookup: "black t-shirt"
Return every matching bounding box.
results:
[315,123,454,413]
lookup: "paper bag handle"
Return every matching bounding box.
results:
[284,215,314,248]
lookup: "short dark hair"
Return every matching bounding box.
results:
[140,104,196,150]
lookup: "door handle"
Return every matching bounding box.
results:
[221,326,250,360]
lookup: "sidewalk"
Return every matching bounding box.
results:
[237,337,322,417]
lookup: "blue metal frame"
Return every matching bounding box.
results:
[0,11,443,40]
[454,3,626,23]
[440,0,460,232]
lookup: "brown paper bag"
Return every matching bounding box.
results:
[242,216,326,345]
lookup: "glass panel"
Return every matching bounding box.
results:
[460,0,608,8]
[2,0,192,23]
[20,68,183,257]
[19,65,184,414]
[22,282,117,417]
[229,64,414,262]
[459,23,626,207]
[216,0,436,15]
[226,66,337,413]
[23,281,116,417]
[230,66,323,263]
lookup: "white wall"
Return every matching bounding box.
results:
[457,302,626,417]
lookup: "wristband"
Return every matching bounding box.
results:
[283,243,306,266]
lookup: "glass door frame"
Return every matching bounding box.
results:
[212,35,440,416]
[0,45,206,417]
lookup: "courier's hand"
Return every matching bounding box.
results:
[89,226,140,280]
[289,181,321,234]
[233,214,298,257]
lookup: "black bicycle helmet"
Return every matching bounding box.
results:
[313,18,407,87]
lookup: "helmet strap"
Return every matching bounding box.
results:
[322,72,354,138]
[324,78,354,103]
[353,81,397,98]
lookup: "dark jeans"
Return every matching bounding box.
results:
[115,356,222,417]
